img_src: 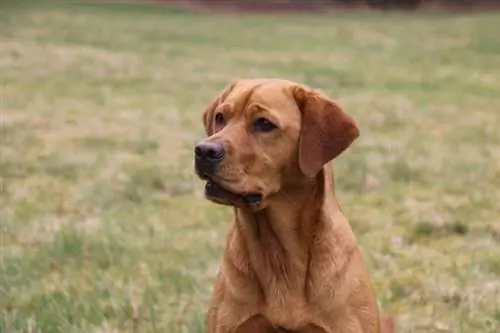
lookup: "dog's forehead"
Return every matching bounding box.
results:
[224,79,299,114]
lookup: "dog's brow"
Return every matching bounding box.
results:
[216,103,232,114]
[215,102,233,116]
[236,83,264,112]
[247,103,262,111]
[246,103,271,115]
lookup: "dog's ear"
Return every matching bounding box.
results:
[202,80,239,136]
[293,86,359,178]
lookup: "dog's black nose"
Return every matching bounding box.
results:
[194,141,225,162]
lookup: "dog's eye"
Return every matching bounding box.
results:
[253,117,277,133]
[214,113,225,126]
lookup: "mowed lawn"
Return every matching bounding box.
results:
[1,2,500,332]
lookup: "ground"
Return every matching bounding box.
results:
[1,1,499,333]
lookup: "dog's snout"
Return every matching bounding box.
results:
[195,141,225,162]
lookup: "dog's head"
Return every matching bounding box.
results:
[194,79,359,209]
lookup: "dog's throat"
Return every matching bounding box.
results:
[237,208,291,279]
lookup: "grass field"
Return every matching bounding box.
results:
[1,1,500,332]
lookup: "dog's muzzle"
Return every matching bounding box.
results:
[194,140,262,207]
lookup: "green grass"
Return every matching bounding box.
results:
[1,2,500,332]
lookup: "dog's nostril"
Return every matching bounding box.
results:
[195,141,225,161]
[207,147,223,160]
[194,145,203,157]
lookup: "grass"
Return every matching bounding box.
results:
[1,1,499,332]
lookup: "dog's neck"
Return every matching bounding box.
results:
[238,168,331,244]
[231,167,341,293]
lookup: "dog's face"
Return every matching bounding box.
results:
[194,79,359,209]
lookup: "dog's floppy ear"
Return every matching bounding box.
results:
[202,80,239,136]
[293,86,359,178]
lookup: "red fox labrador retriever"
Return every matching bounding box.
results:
[194,79,395,333]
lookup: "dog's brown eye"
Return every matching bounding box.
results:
[214,113,225,126]
[253,117,277,133]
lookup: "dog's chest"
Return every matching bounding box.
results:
[260,287,312,329]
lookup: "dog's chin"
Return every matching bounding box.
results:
[204,180,263,209]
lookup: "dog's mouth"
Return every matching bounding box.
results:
[203,177,262,207]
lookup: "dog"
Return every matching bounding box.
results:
[194,79,395,333]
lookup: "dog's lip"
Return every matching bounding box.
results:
[202,176,262,206]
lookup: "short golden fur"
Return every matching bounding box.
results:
[195,79,395,333]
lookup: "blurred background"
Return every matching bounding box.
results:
[1,1,499,332]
